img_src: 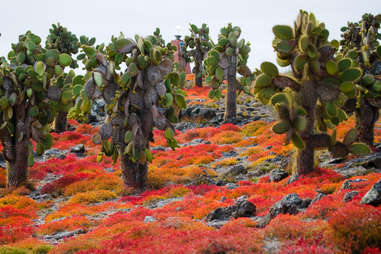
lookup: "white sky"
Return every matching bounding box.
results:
[0,0,380,70]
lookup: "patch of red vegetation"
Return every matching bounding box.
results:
[185,86,214,106]
[1,89,381,253]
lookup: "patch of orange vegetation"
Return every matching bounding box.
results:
[2,88,381,253]
[37,215,92,235]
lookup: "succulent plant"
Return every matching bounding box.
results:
[76,31,186,190]
[46,23,80,68]
[181,24,212,87]
[68,74,94,123]
[339,13,381,146]
[0,31,75,187]
[205,23,254,121]
[151,27,165,48]
[45,24,87,133]
[70,31,181,124]
[253,10,370,176]
[65,37,102,123]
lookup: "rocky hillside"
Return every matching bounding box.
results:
[0,86,380,254]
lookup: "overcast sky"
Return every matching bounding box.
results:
[1,0,380,69]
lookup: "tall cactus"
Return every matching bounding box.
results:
[0,31,70,187]
[45,23,83,133]
[339,13,381,146]
[77,31,186,190]
[254,10,370,176]
[205,23,253,121]
[181,24,212,87]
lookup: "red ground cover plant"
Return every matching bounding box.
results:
[184,86,214,106]
[0,225,35,245]
[37,215,93,235]
[363,247,381,254]
[1,88,381,253]
[55,217,263,254]
[327,203,381,253]
[41,173,91,195]
[265,214,329,241]
[278,237,336,254]
[148,142,232,187]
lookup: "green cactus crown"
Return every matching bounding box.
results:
[205,23,253,98]
[184,23,211,49]
[339,13,381,99]
[74,30,186,163]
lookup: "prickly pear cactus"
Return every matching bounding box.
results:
[46,23,80,68]
[182,24,212,87]
[339,13,381,146]
[77,31,186,189]
[70,31,182,124]
[0,31,74,187]
[254,10,370,176]
[67,37,102,123]
[45,24,93,133]
[68,73,94,123]
[205,23,254,121]
[151,27,166,48]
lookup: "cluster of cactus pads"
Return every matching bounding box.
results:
[254,10,370,175]
[45,24,96,133]
[75,30,186,189]
[182,24,213,87]
[0,31,78,187]
[339,13,381,146]
[205,23,254,121]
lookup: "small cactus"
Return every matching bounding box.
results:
[254,10,370,176]
[76,30,186,190]
[339,13,381,146]
[205,23,254,121]
[181,24,212,87]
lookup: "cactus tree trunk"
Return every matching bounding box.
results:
[295,82,317,175]
[194,40,203,87]
[119,140,147,190]
[356,98,379,147]
[2,102,31,188]
[6,139,29,188]
[194,62,203,87]
[296,139,315,175]
[54,111,68,133]
[225,54,237,121]
[120,154,147,191]
[295,118,315,175]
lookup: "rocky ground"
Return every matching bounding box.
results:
[0,86,380,254]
